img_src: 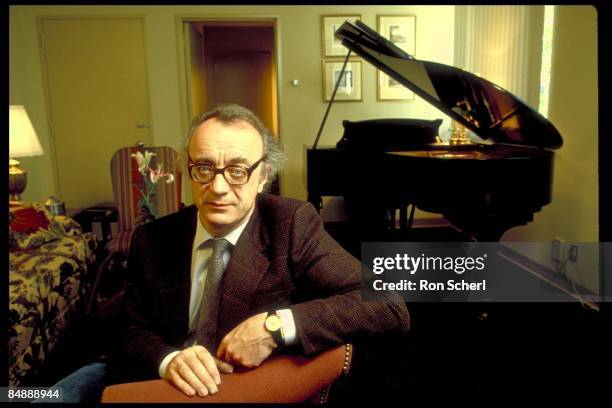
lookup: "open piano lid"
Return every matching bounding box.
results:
[335,20,563,149]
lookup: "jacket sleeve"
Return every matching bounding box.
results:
[288,202,410,356]
[117,226,180,380]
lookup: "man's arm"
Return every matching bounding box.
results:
[119,226,231,397]
[217,201,409,365]
[288,202,410,356]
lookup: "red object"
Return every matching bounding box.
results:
[10,207,50,234]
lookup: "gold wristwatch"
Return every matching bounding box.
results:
[264,311,285,345]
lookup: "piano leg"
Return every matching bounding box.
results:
[308,193,323,213]
[398,204,416,230]
[408,205,416,229]
[399,207,407,229]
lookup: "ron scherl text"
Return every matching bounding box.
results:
[372,279,487,292]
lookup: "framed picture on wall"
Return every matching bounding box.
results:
[377,15,416,100]
[323,60,362,101]
[321,15,361,57]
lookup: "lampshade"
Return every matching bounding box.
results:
[9,105,44,158]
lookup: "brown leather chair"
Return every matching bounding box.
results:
[101,344,352,403]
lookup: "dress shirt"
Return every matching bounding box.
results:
[159,209,297,378]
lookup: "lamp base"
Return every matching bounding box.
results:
[9,158,27,202]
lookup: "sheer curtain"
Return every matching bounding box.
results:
[454,5,545,109]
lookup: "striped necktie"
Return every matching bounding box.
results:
[186,238,230,350]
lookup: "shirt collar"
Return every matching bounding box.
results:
[194,206,254,248]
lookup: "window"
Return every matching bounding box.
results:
[538,5,555,117]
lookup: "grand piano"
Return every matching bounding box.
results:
[307,20,563,241]
[304,21,604,401]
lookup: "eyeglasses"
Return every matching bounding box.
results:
[187,156,267,185]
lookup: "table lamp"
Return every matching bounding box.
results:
[9,105,44,202]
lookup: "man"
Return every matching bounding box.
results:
[116,104,410,397]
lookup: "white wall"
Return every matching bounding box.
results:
[9,5,455,206]
[503,6,599,294]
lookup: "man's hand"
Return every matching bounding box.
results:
[217,312,277,368]
[165,345,234,397]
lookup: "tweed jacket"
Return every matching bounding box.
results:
[117,193,410,380]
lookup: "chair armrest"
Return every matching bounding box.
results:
[101,344,352,403]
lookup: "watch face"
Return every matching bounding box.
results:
[265,315,282,332]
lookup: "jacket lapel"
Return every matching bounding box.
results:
[216,199,270,340]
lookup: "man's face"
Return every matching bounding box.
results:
[189,118,268,237]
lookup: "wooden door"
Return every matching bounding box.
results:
[185,23,206,121]
[40,17,152,208]
[207,52,275,133]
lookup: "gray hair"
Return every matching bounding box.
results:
[183,104,284,191]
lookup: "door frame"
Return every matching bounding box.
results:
[174,15,282,142]
[37,14,154,201]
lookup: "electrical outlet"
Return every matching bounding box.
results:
[551,238,564,262]
[569,245,578,262]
